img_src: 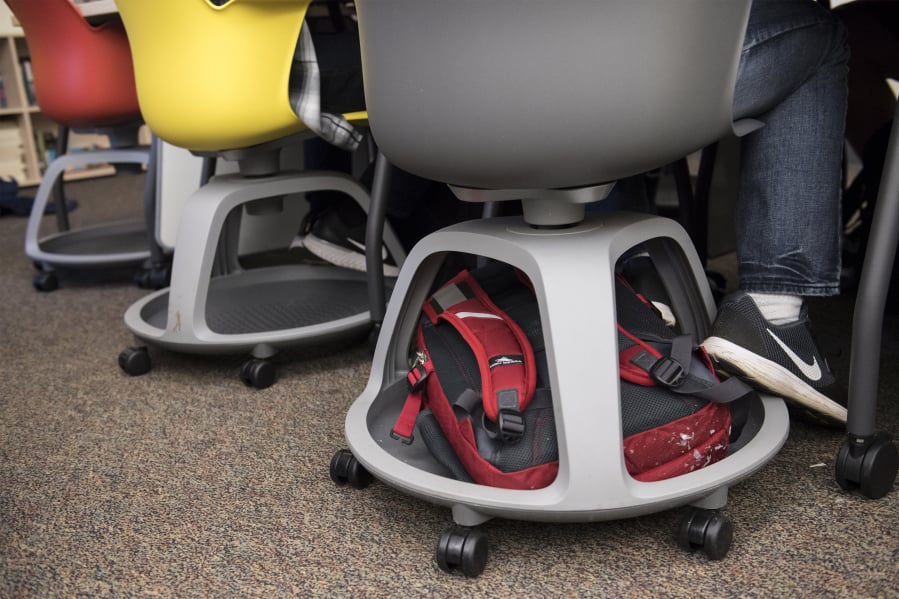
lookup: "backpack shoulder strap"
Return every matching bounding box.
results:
[422,270,536,442]
[622,330,754,404]
[392,269,537,443]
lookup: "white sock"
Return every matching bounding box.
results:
[747,292,803,325]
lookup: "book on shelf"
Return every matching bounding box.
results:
[19,58,36,106]
[34,129,47,171]
[29,128,60,171]
[0,120,21,137]
[0,120,25,182]
[0,141,22,161]
[0,159,26,181]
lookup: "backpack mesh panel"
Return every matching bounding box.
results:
[473,400,558,472]
[615,278,676,341]
[422,318,481,403]
[620,380,707,437]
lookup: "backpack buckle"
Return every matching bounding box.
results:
[650,357,686,388]
[407,350,431,392]
[497,409,525,443]
[407,365,429,392]
[390,429,414,445]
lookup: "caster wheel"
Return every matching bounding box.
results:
[436,526,488,577]
[33,272,59,292]
[133,269,150,289]
[118,346,152,376]
[239,358,275,389]
[835,433,898,499]
[677,508,733,561]
[330,449,373,489]
[135,265,171,290]
[148,266,171,290]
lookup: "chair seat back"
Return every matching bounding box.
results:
[6,0,141,128]
[356,0,752,190]
[115,0,310,152]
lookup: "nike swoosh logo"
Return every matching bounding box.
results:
[765,328,823,381]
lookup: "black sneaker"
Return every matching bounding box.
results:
[702,292,847,427]
[298,205,399,276]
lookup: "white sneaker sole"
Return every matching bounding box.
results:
[702,335,847,424]
[304,234,400,277]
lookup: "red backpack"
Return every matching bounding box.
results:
[391,263,753,489]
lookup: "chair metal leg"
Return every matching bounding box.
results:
[366,151,393,327]
[837,102,899,499]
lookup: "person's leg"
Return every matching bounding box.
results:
[292,17,383,269]
[732,0,849,298]
[703,0,851,425]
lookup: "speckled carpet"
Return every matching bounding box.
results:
[1,173,896,598]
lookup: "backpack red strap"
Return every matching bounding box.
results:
[390,349,433,444]
[421,270,536,442]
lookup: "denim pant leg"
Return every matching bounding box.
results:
[732,0,849,297]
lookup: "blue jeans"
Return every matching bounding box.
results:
[733,0,849,296]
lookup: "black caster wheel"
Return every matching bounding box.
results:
[677,508,733,561]
[147,265,171,290]
[330,449,373,489]
[33,272,59,292]
[134,265,171,290]
[118,346,152,376]
[239,358,275,389]
[835,433,898,500]
[133,269,150,289]
[134,264,172,291]
[436,526,488,577]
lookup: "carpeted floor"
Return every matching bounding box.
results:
[0,173,897,598]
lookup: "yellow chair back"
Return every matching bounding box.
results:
[115,0,309,151]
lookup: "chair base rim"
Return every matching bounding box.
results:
[124,263,392,355]
[29,219,151,268]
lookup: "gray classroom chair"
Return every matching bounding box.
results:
[333,0,800,576]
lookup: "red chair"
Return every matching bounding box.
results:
[6,0,164,292]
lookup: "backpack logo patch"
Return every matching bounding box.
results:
[489,354,525,369]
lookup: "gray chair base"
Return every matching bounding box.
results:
[121,169,405,387]
[340,212,789,567]
[25,147,153,290]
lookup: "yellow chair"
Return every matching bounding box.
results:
[116,0,405,387]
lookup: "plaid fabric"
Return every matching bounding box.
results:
[291,21,363,152]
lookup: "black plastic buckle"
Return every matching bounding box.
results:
[407,365,429,392]
[497,409,525,443]
[390,429,414,445]
[650,357,686,388]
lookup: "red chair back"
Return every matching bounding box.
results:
[5,0,141,127]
